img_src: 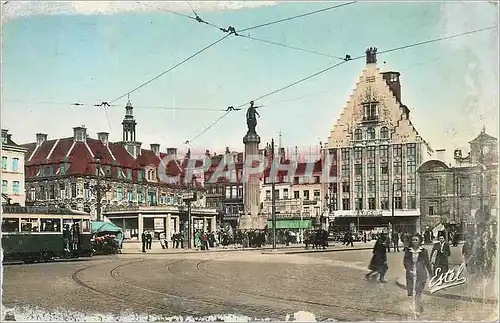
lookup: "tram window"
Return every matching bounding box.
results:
[40,219,61,232]
[2,219,19,232]
[62,219,74,230]
[80,219,90,232]
[21,218,40,232]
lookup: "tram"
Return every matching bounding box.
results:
[1,205,93,263]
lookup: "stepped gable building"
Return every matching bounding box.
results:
[1,129,28,206]
[418,128,498,236]
[22,100,215,241]
[203,148,244,228]
[326,47,433,233]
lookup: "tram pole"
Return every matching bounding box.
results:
[271,138,277,250]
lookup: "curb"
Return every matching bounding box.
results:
[395,277,498,304]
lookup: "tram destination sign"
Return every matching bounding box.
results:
[2,205,76,215]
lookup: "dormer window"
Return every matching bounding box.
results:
[363,102,378,121]
[354,129,363,141]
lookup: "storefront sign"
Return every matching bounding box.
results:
[355,210,383,217]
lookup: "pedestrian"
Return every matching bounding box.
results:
[194,230,201,250]
[452,230,459,247]
[462,236,475,273]
[201,232,209,250]
[146,231,152,250]
[386,234,391,252]
[141,231,147,253]
[159,231,166,249]
[404,234,432,315]
[365,233,388,283]
[431,234,451,276]
[392,231,400,252]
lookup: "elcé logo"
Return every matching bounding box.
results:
[429,263,467,293]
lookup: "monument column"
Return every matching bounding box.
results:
[241,101,265,229]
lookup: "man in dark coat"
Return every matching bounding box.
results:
[431,234,451,276]
[141,231,147,253]
[392,231,400,252]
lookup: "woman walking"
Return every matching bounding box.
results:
[403,234,432,315]
[365,233,388,283]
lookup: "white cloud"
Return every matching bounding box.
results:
[2,1,278,22]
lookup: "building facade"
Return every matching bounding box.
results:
[418,128,498,236]
[326,48,433,233]
[1,129,28,206]
[21,100,216,241]
[203,148,244,228]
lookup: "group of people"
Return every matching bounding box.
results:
[364,231,474,316]
[62,222,81,254]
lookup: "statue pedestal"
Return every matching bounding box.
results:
[242,129,261,230]
[239,213,252,230]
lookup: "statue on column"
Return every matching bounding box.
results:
[246,101,260,134]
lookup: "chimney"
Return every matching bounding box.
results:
[97,132,109,146]
[150,143,160,156]
[381,71,401,103]
[166,147,177,159]
[73,126,87,142]
[365,47,377,64]
[436,149,446,162]
[36,133,48,146]
[1,129,8,144]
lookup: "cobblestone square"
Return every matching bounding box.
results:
[2,248,497,321]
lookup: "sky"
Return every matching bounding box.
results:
[1,1,498,162]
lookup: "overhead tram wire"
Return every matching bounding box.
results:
[3,100,228,112]
[236,1,358,33]
[236,34,346,61]
[139,2,349,60]
[106,33,231,106]
[186,25,497,143]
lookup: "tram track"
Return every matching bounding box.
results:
[71,256,409,320]
[192,258,409,320]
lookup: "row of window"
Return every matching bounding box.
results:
[336,196,417,211]
[341,162,417,177]
[1,156,20,172]
[354,127,389,141]
[341,144,416,160]
[2,180,20,194]
[33,164,144,181]
[265,189,321,201]
[28,184,182,204]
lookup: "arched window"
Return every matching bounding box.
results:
[367,127,375,140]
[354,129,362,141]
[380,127,389,139]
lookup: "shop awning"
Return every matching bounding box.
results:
[266,219,312,229]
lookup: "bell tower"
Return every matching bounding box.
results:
[122,99,137,142]
[121,99,142,159]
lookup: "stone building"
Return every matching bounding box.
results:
[203,148,244,228]
[418,128,498,235]
[21,100,216,241]
[1,129,28,206]
[326,47,433,233]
